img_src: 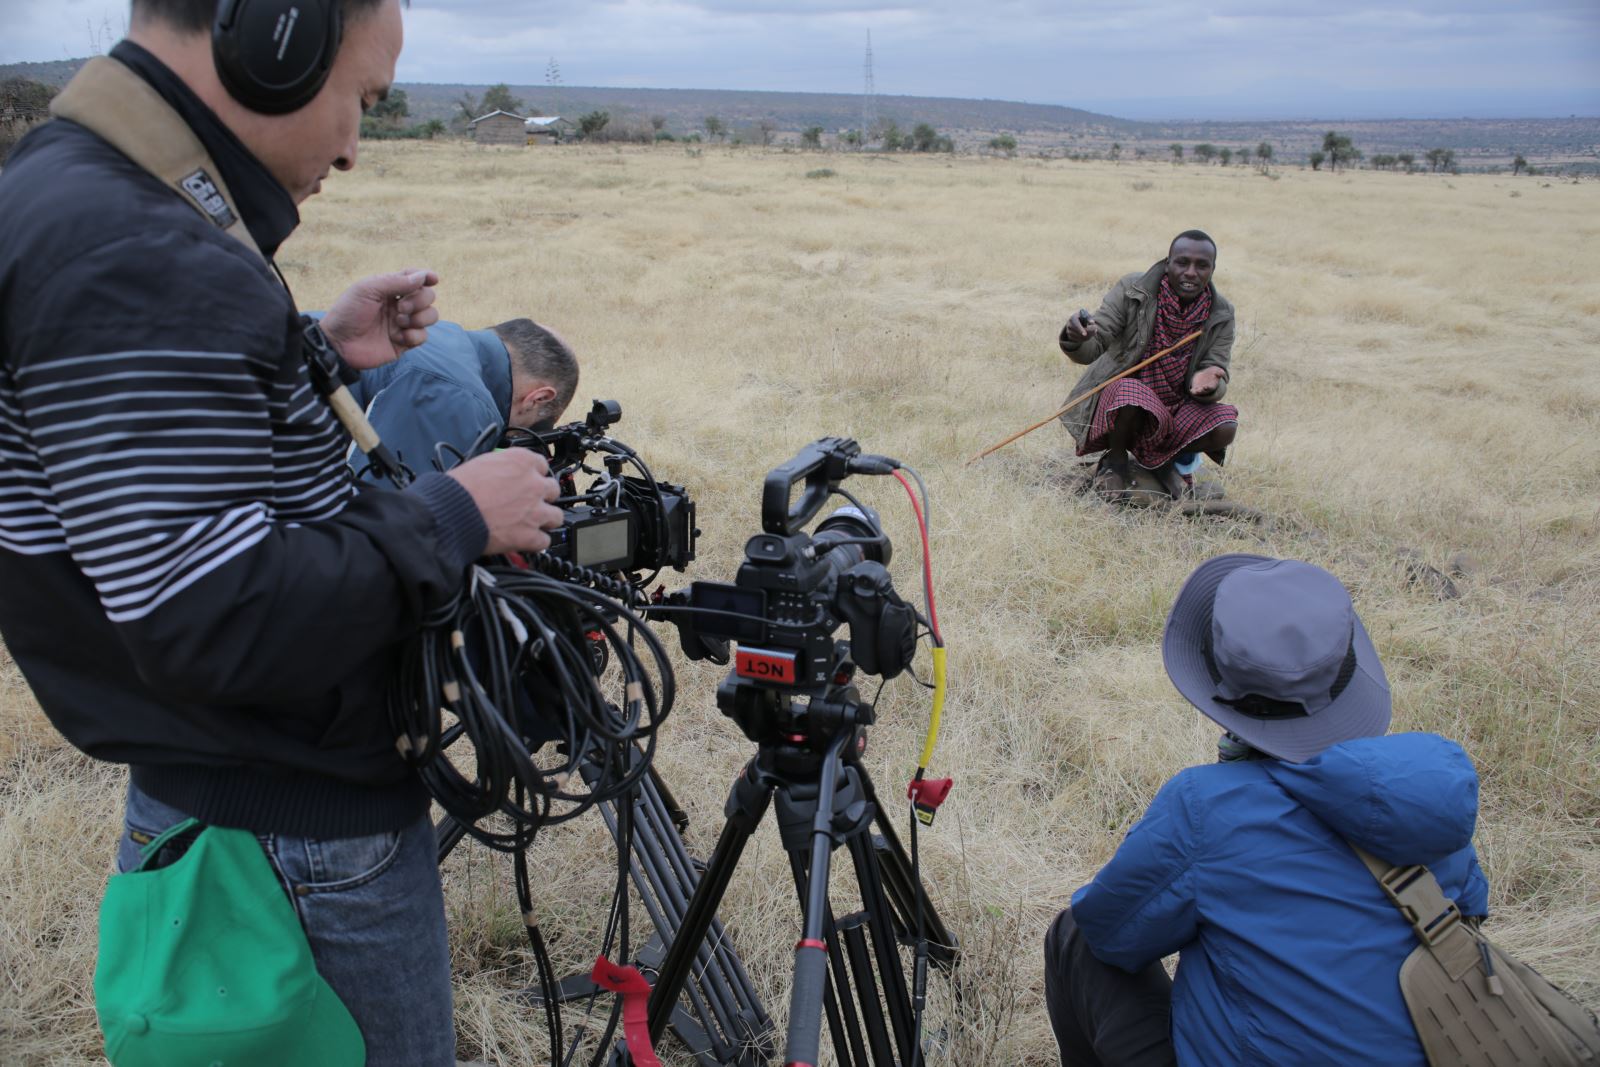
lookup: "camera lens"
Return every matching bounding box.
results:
[813,506,890,592]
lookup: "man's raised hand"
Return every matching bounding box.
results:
[1064,308,1098,345]
[448,449,564,556]
[321,268,441,369]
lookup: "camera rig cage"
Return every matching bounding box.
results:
[502,399,699,592]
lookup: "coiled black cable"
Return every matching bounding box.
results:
[390,562,673,849]
[387,558,672,1065]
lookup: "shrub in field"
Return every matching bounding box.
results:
[360,118,446,140]
[1322,130,1361,171]
[912,123,952,152]
[577,110,610,141]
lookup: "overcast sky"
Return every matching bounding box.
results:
[3,0,1597,120]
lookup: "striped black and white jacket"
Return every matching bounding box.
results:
[0,44,484,837]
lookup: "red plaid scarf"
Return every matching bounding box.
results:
[1138,274,1212,401]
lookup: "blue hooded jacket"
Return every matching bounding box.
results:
[1071,733,1488,1066]
[345,321,514,484]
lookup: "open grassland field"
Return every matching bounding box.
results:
[4,143,1598,1065]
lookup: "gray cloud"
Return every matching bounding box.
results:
[1,0,1594,118]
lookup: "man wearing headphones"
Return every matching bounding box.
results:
[0,1,557,1061]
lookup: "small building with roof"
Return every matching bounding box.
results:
[468,110,527,146]
[524,115,575,144]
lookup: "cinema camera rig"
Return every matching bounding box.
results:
[502,399,698,594]
[385,418,956,1066]
[636,437,958,1067]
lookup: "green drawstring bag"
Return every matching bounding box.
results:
[95,818,366,1066]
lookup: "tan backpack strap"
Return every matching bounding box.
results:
[1350,843,1482,981]
[50,56,264,263]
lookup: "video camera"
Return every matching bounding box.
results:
[661,437,920,745]
[502,399,697,583]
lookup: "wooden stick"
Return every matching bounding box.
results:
[966,329,1204,466]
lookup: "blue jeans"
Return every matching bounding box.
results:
[118,779,456,1066]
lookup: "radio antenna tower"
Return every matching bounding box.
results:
[861,31,877,139]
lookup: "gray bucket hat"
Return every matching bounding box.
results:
[1162,554,1391,762]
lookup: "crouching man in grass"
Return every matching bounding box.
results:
[1045,555,1488,1066]
[1059,231,1238,502]
[336,315,580,483]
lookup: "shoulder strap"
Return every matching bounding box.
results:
[48,58,409,479]
[1349,842,1482,981]
[50,58,410,482]
[50,56,264,263]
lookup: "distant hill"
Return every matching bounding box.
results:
[1,58,86,87]
[0,58,1143,136]
[1146,116,1600,168]
[402,82,1149,139]
[5,57,1595,169]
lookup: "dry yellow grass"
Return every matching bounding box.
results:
[3,142,1597,1065]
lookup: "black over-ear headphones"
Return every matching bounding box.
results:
[212,0,344,115]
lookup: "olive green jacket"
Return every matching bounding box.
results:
[1057,261,1235,446]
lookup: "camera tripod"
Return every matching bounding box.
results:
[639,714,959,1067]
[436,747,776,1066]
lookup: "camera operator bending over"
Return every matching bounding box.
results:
[1060,231,1238,501]
[0,1,561,1062]
[342,316,579,481]
[1045,555,1488,1067]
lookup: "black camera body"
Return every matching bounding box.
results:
[505,400,697,580]
[669,438,918,745]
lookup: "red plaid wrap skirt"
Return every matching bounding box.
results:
[1081,379,1239,468]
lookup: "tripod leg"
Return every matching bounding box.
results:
[635,765,773,1046]
[435,815,468,865]
[789,850,870,1067]
[646,758,772,1045]
[848,830,920,1066]
[838,917,897,1067]
[859,771,959,970]
[597,782,743,1057]
[782,732,850,1067]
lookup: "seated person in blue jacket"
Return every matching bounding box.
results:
[1047,554,1487,1067]
[343,316,579,482]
